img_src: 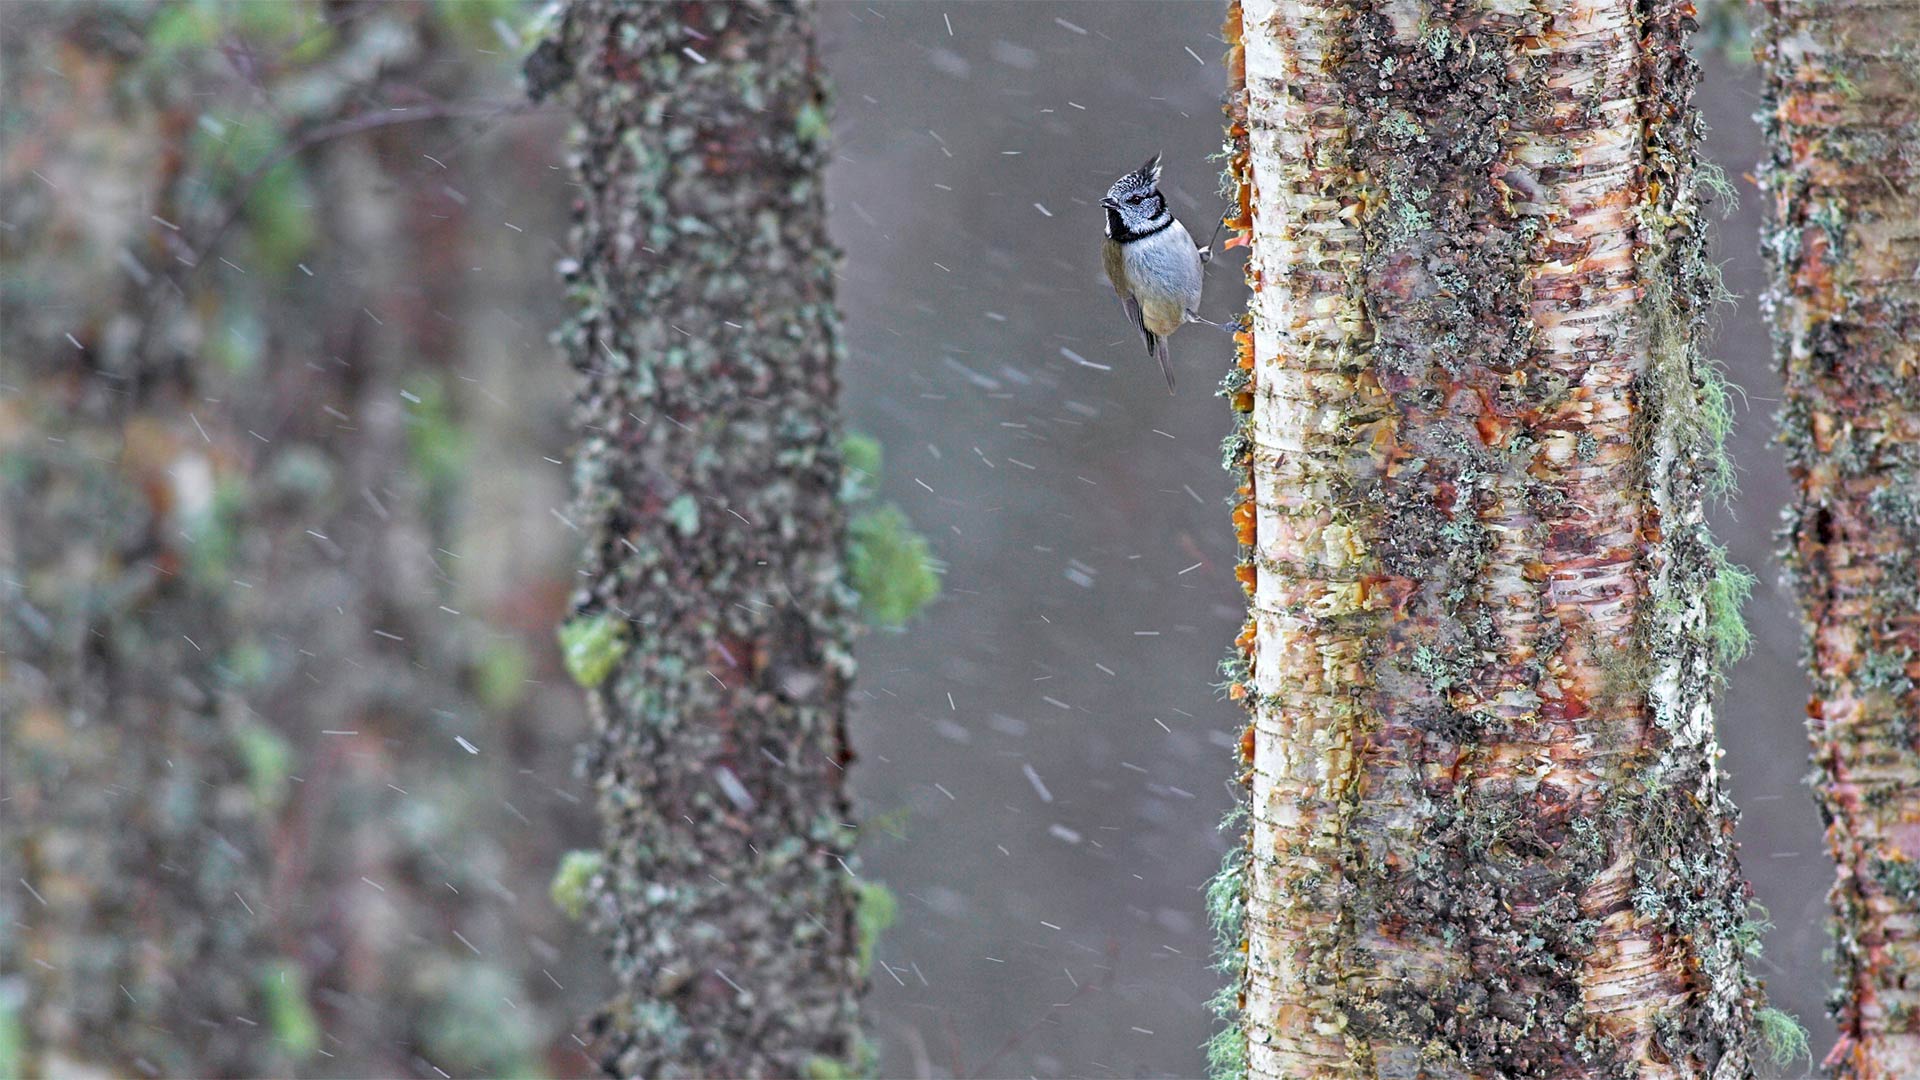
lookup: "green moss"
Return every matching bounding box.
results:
[475,638,532,711]
[433,0,524,47]
[853,881,897,978]
[421,963,541,1076]
[1754,1007,1809,1069]
[550,849,603,921]
[804,1036,879,1080]
[246,156,317,278]
[847,506,940,627]
[1705,544,1756,667]
[837,431,938,625]
[235,725,293,812]
[189,117,316,279]
[404,375,468,506]
[146,2,222,60]
[861,804,911,842]
[260,960,320,1061]
[558,613,629,688]
[1205,813,1248,1080]
[1204,1015,1248,1080]
[796,101,831,148]
[840,430,882,502]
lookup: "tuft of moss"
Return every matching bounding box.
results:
[235,725,293,812]
[1705,543,1756,667]
[1204,816,1248,1080]
[796,101,831,148]
[421,962,541,1076]
[804,1036,879,1080]
[550,849,603,921]
[853,881,898,979]
[1755,1006,1809,1069]
[404,375,468,504]
[840,431,882,501]
[558,613,629,688]
[260,960,321,1061]
[847,506,940,627]
[1204,1013,1248,1080]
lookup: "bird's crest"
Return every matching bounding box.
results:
[1105,153,1163,202]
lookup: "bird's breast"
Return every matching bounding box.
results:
[1121,224,1203,309]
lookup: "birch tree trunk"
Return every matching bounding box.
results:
[1760,1,1920,1075]
[1221,0,1773,1074]
[535,2,867,1075]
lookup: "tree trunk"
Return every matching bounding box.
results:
[1222,0,1772,1074]
[537,2,866,1075]
[3,7,585,1075]
[1,10,285,1076]
[1760,1,1920,1074]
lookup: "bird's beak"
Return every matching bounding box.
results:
[1100,196,1119,209]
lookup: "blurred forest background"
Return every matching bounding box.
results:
[0,2,1827,1077]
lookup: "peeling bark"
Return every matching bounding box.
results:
[1760,1,1920,1075]
[539,2,866,1075]
[1222,0,1769,1074]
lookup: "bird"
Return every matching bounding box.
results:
[1100,154,1221,394]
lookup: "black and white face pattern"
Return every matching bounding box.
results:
[1102,155,1171,242]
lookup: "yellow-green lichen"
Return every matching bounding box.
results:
[558,613,628,688]
[853,880,897,978]
[550,849,603,921]
[847,506,940,628]
[260,960,320,1061]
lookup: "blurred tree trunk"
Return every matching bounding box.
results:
[3,6,590,1076]
[1760,2,1920,1075]
[0,10,286,1076]
[536,2,867,1075]
[1219,0,1774,1074]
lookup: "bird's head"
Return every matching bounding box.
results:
[1102,154,1168,239]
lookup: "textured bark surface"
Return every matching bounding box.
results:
[0,10,285,1076]
[3,8,589,1076]
[1761,2,1920,1075]
[539,2,866,1075]
[1222,0,1770,1074]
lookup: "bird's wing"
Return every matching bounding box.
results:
[1104,242,1152,352]
[1123,295,1154,351]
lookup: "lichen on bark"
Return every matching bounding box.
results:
[0,9,285,1075]
[1760,0,1920,1074]
[1223,0,1774,1074]
[537,1,868,1074]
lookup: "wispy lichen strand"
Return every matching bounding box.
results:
[1230,0,1769,1074]
[1761,0,1920,1074]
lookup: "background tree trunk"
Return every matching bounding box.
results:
[1,9,286,1075]
[1222,0,1773,1073]
[538,2,868,1074]
[1761,0,1920,1074]
[3,7,597,1075]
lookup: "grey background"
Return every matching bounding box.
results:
[816,5,1827,1077]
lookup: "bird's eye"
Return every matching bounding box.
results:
[1128,195,1144,204]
